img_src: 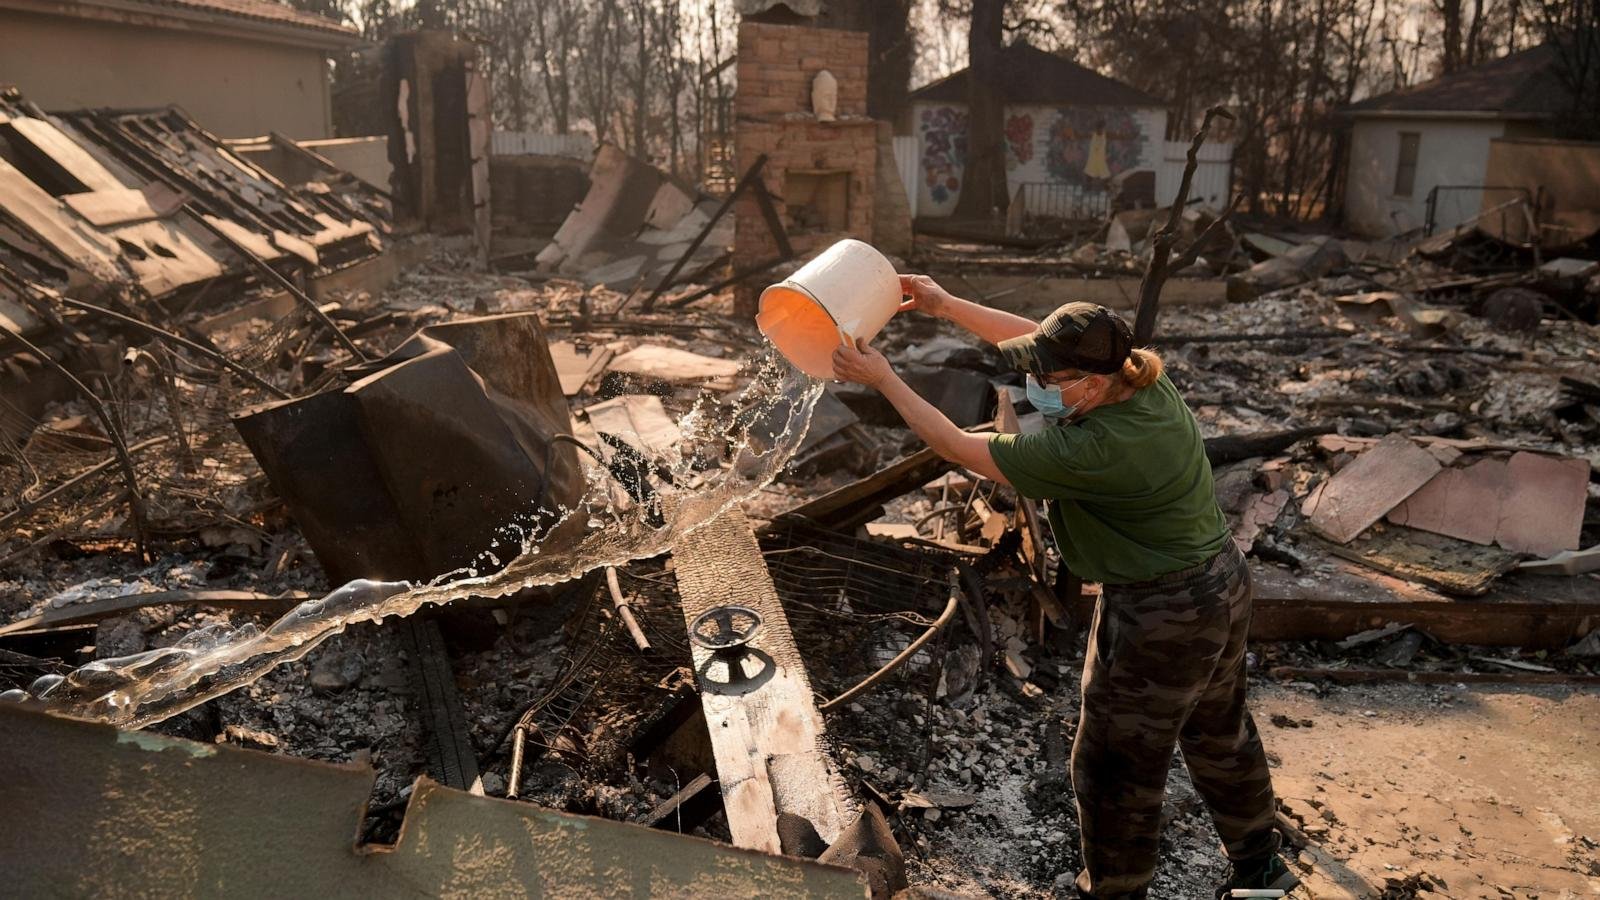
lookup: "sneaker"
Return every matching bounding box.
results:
[1213,854,1300,899]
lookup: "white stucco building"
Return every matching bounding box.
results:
[906,43,1168,219]
[1341,45,1571,238]
[0,0,359,139]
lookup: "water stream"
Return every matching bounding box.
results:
[25,349,822,730]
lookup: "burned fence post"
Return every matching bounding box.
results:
[1,325,148,558]
[1132,105,1237,346]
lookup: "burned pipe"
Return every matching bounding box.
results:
[819,583,961,713]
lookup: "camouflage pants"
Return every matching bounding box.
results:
[1072,542,1279,899]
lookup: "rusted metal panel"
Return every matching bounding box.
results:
[0,705,869,899]
[234,313,583,585]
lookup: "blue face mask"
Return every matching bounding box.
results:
[1026,374,1088,420]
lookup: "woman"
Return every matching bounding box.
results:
[831,275,1297,900]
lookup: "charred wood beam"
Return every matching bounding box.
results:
[1133,105,1236,345]
[637,154,769,313]
[779,447,953,532]
[1267,666,1600,686]
[639,772,724,834]
[1203,425,1338,466]
[0,588,304,637]
[400,616,482,793]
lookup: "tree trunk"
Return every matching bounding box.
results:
[1465,0,1486,65]
[867,0,915,123]
[953,0,1008,220]
[1440,0,1463,74]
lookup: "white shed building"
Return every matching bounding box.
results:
[1341,45,1573,238]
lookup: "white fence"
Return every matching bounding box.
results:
[1155,140,1233,209]
[490,130,595,159]
[892,135,920,219]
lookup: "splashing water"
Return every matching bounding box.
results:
[27,349,823,729]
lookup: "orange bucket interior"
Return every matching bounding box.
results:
[756,285,845,379]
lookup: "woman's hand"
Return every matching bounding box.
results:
[831,337,894,388]
[898,274,955,319]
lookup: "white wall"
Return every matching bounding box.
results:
[912,100,1166,217]
[1344,117,1507,237]
[1155,139,1233,208]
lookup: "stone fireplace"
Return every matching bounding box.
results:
[733,20,878,316]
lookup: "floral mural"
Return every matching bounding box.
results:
[919,105,968,206]
[1004,113,1034,170]
[1044,108,1145,187]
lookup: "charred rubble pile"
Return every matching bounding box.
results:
[1,95,1596,896]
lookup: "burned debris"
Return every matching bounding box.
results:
[4,3,1600,898]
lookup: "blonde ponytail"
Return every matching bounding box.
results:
[1121,348,1163,389]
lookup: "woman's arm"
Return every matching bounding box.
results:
[901,274,1036,346]
[832,339,1011,486]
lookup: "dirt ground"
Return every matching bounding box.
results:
[901,674,1599,899]
[1259,681,1600,900]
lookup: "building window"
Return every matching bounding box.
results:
[1393,132,1420,197]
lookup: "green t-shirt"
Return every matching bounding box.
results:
[988,373,1229,585]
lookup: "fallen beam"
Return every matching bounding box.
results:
[639,772,724,834]
[0,589,306,638]
[1059,557,1600,649]
[1267,666,1600,686]
[671,508,857,853]
[781,447,952,532]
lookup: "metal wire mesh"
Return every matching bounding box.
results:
[0,298,340,565]
[513,521,959,777]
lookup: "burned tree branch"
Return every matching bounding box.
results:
[1166,192,1244,273]
[0,327,148,559]
[1132,105,1236,345]
[56,297,291,400]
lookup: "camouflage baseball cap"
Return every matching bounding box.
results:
[997,302,1134,376]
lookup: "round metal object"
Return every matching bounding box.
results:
[689,605,763,655]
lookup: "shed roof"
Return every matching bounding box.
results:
[0,0,360,49]
[910,42,1165,108]
[1344,44,1569,118]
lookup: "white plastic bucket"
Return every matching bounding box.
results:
[756,239,900,379]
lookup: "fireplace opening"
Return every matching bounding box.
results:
[784,170,850,233]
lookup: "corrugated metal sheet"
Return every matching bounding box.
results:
[1156,140,1233,208]
[892,135,919,218]
[491,130,596,159]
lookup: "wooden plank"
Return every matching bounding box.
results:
[671,509,856,853]
[584,394,682,457]
[782,447,953,531]
[61,184,185,227]
[1304,433,1440,543]
[608,345,741,381]
[4,116,124,192]
[548,340,615,395]
[0,157,124,280]
[1317,528,1521,597]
